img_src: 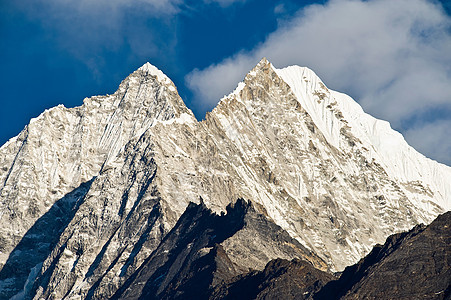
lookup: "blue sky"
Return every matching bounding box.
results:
[0,0,450,165]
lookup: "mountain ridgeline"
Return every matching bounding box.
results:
[0,59,449,299]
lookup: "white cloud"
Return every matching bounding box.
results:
[405,119,451,166]
[186,0,451,165]
[186,54,258,110]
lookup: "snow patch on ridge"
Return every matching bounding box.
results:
[153,112,196,127]
[232,82,246,99]
[0,136,18,152]
[275,66,341,149]
[218,81,246,105]
[139,62,174,88]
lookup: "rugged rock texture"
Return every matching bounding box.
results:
[0,63,193,299]
[315,211,451,300]
[0,63,192,298]
[211,211,450,300]
[211,258,335,300]
[113,199,324,300]
[0,59,450,298]
[0,180,94,299]
[205,59,450,270]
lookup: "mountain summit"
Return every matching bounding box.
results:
[0,59,449,299]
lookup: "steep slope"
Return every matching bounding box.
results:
[200,58,450,269]
[211,258,335,300]
[315,211,450,300]
[276,65,451,214]
[0,59,450,298]
[211,211,450,300]
[0,63,194,299]
[113,199,324,300]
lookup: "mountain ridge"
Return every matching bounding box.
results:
[0,58,449,299]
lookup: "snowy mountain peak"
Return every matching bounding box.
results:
[208,58,449,269]
[214,58,450,216]
[256,57,271,68]
[0,61,194,280]
[275,63,451,212]
[138,62,173,85]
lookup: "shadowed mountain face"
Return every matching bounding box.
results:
[314,211,451,300]
[211,258,335,300]
[192,210,450,300]
[0,179,94,299]
[113,199,326,300]
[116,204,450,300]
[112,199,245,300]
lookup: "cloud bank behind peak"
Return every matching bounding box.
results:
[186,0,451,165]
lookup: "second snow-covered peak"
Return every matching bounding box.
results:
[216,58,451,212]
[281,63,451,211]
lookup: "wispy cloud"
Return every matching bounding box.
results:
[186,0,451,165]
[405,119,451,166]
[12,0,182,77]
[11,0,250,79]
[186,54,257,110]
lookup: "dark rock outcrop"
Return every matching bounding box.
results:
[112,198,326,300]
[210,211,450,300]
[212,258,335,300]
[315,211,451,300]
[113,199,246,299]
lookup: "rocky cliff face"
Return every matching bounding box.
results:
[314,211,450,300]
[0,62,190,265]
[211,257,335,300]
[0,63,193,299]
[202,59,449,270]
[0,59,449,299]
[112,199,325,300]
[209,210,450,300]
